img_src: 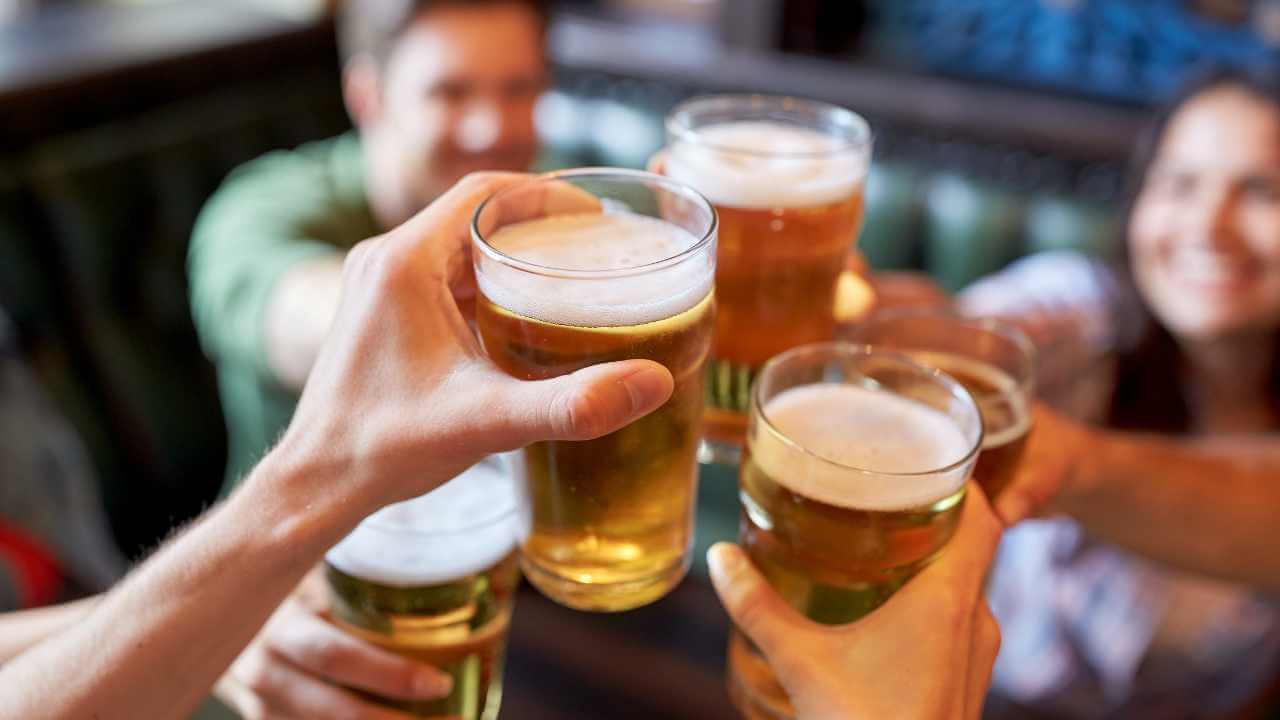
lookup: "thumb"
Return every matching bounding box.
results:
[707,543,808,658]
[994,486,1033,527]
[503,359,674,443]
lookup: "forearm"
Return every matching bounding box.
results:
[0,597,98,664]
[264,257,343,390]
[1055,431,1280,593]
[0,450,365,720]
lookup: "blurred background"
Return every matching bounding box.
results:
[2,3,1278,715]
[6,0,1277,558]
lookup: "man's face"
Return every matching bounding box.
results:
[365,4,547,210]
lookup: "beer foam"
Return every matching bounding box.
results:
[909,352,1032,449]
[752,384,975,511]
[477,212,713,327]
[666,121,867,209]
[325,455,521,586]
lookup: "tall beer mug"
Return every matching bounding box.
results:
[664,95,873,456]
[728,343,982,720]
[326,458,521,720]
[472,169,717,612]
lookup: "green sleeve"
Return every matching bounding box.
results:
[187,151,344,381]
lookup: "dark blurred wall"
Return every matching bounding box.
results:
[0,1,348,558]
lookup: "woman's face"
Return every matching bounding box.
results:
[1129,86,1280,340]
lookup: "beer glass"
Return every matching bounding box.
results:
[728,343,982,720]
[847,309,1035,499]
[472,169,717,612]
[664,95,872,453]
[325,459,521,720]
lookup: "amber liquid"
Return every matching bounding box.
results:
[704,195,863,447]
[910,352,1032,500]
[326,554,519,719]
[728,448,965,719]
[477,291,714,611]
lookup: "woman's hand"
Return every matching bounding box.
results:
[993,403,1095,525]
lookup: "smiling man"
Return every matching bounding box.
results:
[189,0,550,490]
[186,7,549,713]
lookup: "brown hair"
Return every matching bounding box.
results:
[1108,66,1280,433]
[338,0,550,65]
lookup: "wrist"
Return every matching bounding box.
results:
[1050,420,1105,513]
[233,441,372,567]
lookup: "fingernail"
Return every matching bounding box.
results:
[706,542,741,578]
[415,670,453,698]
[621,365,673,413]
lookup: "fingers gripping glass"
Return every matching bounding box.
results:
[471,169,717,612]
[727,342,982,720]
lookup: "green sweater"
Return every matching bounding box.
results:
[188,133,377,490]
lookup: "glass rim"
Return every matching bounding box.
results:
[751,341,985,479]
[360,492,521,539]
[855,307,1038,401]
[665,94,873,160]
[470,167,717,279]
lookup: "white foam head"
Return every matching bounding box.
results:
[325,455,521,586]
[477,211,713,327]
[666,121,868,209]
[752,383,976,511]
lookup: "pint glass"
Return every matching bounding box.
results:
[728,343,982,720]
[472,169,717,612]
[664,95,872,451]
[325,459,521,720]
[848,310,1035,499]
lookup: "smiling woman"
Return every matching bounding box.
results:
[966,67,1280,720]
[1130,85,1280,339]
[1113,68,1280,433]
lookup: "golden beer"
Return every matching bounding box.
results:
[472,171,717,612]
[727,344,982,720]
[912,352,1032,499]
[847,311,1036,500]
[665,96,872,451]
[325,461,521,720]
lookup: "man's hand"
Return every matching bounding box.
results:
[216,570,452,720]
[0,173,671,720]
[270,172,675,515]
[709,484,1004,720]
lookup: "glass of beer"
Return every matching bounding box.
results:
[728,343,983,720]
[847,309,1036,500]
[664,95,872,456]
[325,459,521,720]
[472,169,717,612]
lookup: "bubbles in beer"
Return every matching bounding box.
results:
[666,121,867,209]
[753,383,974,511]
[478,212,713,328]
[325,457,521,587]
